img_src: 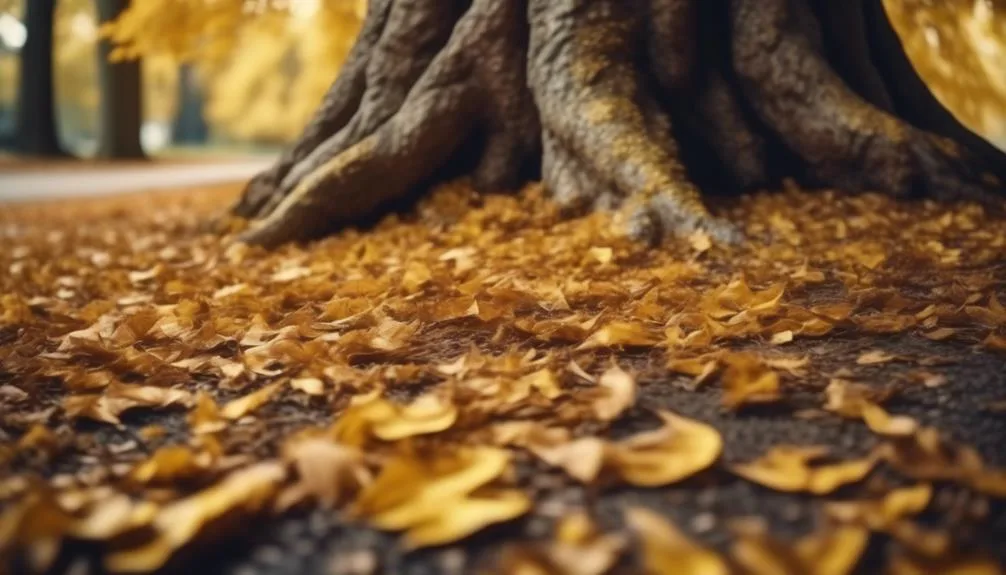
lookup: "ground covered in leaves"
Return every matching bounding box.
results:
[2,182,1006,575]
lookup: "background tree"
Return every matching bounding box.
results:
[171,63,208,145]
[96,0,144,159]
[15,0,65,157]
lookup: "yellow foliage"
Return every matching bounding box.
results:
[103,0,366,143]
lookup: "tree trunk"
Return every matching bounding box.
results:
[15,0,66,157]
[171,63,209,146]
[232,0,1006,249]
[96,0,145,160]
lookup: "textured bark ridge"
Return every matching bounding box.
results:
[232,0,1006,248]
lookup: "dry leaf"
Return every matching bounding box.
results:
[290,377,325,396]
[593,364,636,421]
[732,446,877,495]
[355,448,529,549]
[856,350,897,365]
[281,437,371,509]
[577,321,659,351]
[721,353,781,409]
[220,382,282,420]
[626,507,728,575]
[106,463,286,572]
[732,523,869,575]
[609,411,722,487]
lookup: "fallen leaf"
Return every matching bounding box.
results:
[732,446,877,495]
[280,437,371,509]
[609,411,722,487]
[106,462,286,572]
[577,321,659,351]
[355,447,529,549]
[290,377,325,396]
[856,350,897,365]
[721,353,781,409]
[626,507,728,575]
[220,382,282,420]
[593,364,636,421]
[731,522,869,575]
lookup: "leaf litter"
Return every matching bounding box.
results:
[1,183,1006,572]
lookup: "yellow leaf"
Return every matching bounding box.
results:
[290,377,325,396]
[369,394,458,441]
[594,364,636,421]
[106,463,286,572]
[626,508,728,575]
[732,446,877,495]
[721,353,781,410]
[531,437,607,484]
[609,411,722,487]
[220,382,282,420]
[856,350,897,365]
[402,489,530,549]
[356,448,529,548]
[578,321,659,350]
[732,523,869,575]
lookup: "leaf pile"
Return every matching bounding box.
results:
[1,183,1006,573]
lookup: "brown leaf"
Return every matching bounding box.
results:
[856,350,897,365]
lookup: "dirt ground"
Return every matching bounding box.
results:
[1,182,1005,574]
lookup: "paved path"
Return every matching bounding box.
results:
[0,158,274,203]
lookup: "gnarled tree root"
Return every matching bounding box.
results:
[232,0,1005,249]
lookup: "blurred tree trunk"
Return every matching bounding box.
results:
[15,0,66,157]
[96,0,145,159]
[172,64,209,145]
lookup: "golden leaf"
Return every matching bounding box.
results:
[63,382,192,425]
[129,445,215,485]
[732,523,869,575]
[609,411,722,487]
[290,377,325,396]
[332,393,459,445]
[626,507,728,575]
[106,463,286,572]
[721,353,781,409]
[732,446,877,495]
[355,448,529,548]
[856,350,897,365]
[577,321,659,350]
[369,394,458,441]
[531,437,607,484]
[220,382,282,420]
[593,364,636,421]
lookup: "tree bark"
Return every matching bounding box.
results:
[96,0,145,160]
[15,0,66,157]
[232,0,1006,249]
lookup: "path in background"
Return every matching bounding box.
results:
[0,158,274,202]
